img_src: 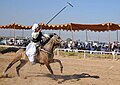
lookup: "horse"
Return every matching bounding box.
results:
[3,34,63,79]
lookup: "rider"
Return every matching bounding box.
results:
[26,23,43,65]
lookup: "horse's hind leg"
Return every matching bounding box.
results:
[16,60,27,76]
[50,59,63,73]
[4,58,19,73]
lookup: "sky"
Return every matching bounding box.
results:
[0,0,120,42]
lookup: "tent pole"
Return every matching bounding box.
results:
[108,23,111,51]
[108,31,110,51]
[70,23,74,48]
[14,23,16,44]
[59,30,61,37]
[72,31,74,48]
[10,29,12,37]
[116,30,118,43]
[22,29,24,39]
[85,30,88,42]
[98,32,100,42]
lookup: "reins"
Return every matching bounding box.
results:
[40,49,53,55]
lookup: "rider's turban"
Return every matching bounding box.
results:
[32,24,39,31]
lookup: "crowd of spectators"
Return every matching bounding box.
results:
[0,37,30,47]
[0,37,120,52]
[60,39,120,52]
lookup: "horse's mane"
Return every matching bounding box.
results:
[41,33,57,46]
[42,38,50,46]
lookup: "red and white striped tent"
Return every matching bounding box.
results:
[0,22,120,31]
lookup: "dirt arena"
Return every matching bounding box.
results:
[0,52,120,85]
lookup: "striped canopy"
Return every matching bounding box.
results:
[0,22,120,31]
[39,23,120,32]
[0,23,31,30]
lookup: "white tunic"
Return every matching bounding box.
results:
[26,31,40,62]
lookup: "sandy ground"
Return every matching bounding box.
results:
[0,52,120,85]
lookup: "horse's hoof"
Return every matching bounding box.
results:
[61,67,63,73]
[0,73,8,78]
[5,74,9,77]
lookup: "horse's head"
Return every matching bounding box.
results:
[52,34,63,47]
[43,33,63,52]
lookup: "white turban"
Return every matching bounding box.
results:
[32,24,38,31]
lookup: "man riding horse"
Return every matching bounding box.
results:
[26,24,49,65]
[3,32,63,79]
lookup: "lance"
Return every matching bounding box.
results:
[46,2,73,24]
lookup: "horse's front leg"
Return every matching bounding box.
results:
[46,64,53,74]
[50,59,63,73]
[46,64,57,80]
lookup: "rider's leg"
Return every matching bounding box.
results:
[27,53,35,65]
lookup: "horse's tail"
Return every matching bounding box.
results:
[4,48,25,73]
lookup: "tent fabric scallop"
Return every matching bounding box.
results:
[39,23,120,31]
[38,23,71,31]
[0,23,120,31]
[0,23,32,30]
